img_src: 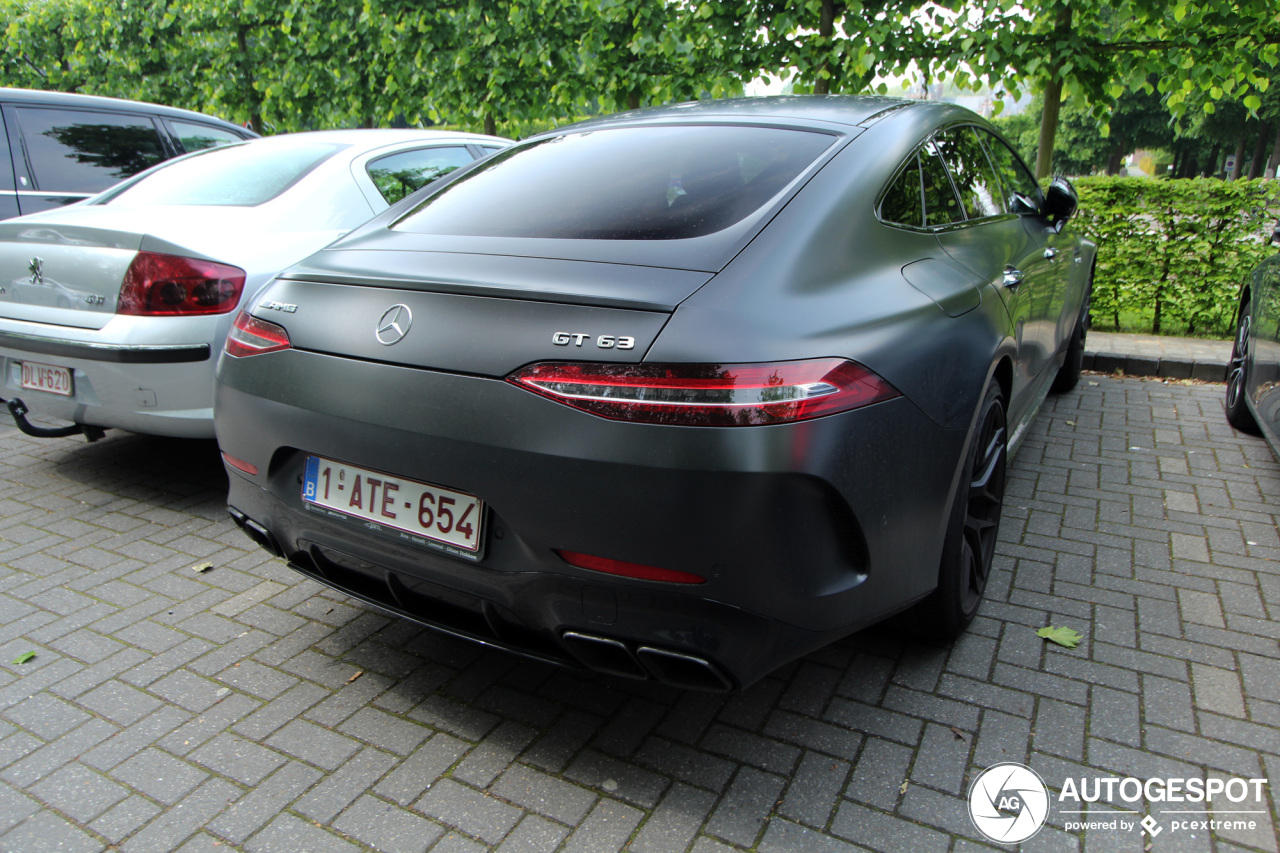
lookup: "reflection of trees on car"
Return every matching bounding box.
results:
[179,134,221,152]
[43,123,165,180]
[368,164,461,204]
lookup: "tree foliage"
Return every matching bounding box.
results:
[941,0,1280,176]
[1,0,1276,169]
[581,0,744,112]
[993,87,1173,177]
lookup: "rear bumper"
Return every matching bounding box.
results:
[0,314,227,437]
[216,348,968,687]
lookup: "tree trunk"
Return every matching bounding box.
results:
[627,91,640,110]
[1105,147,1125,176]
[1249,123,1271,180]
[236,26,263,135]
[1229,134,1246,181]
[813,0,837,95]
[1181,152,1198,179]
[1035,6,1073,180]
[484,113,496,137]
[1203,145,1220,177]
[1269,124,1280,178]
[1036,76,1063,179]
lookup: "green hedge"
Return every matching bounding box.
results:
[1072,177,1280,338]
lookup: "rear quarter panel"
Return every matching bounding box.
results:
[649,106,1013,433]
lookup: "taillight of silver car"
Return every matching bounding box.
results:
[224,311,291,357]
[117,251,246,316]
[506,358,900,426]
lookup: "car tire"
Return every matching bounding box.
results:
[1050,318,1084,394]
[911,382,1007,639]
[1225,298,1261,434]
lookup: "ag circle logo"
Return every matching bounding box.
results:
[968,762,1050,844]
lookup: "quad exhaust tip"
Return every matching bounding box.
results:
[228,507,283,558]
[563,631,733,692]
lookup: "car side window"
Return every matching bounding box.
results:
[367,146,475,204]
[879,154,924,228]
[921,141,965,227]
[14,107,167,193]
[978,129,1041,215]
[932,128,1004,219]
[0,111,13,193]
[169,120,244,153]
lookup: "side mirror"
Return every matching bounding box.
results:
[1041,176,1078,228]
[1009,192,1039,215]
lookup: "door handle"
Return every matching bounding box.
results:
[1044,248,1058,260]
[1003,266,1024,288]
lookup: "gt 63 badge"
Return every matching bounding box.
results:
[552,332,635,350]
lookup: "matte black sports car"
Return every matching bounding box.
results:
[1226,227,1280,458]
[215,97,1094,690]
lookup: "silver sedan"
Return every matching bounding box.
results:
[0,129,508,439]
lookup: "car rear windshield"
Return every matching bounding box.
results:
[99,141,345,207]
[394,125,835,240]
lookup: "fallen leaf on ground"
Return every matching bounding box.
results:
[192,562,214,573]
[11,652,35,665]
[949,726,968,742]
[347,670,363,683]
[899,780,909,795]
[1037,625,1083,649]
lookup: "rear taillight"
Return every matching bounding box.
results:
[225,311,291,357]
[118,251,245,316]
[507,358,899,426]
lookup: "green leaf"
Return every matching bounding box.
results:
[12,652,35,665]
[1037,626,1083,649]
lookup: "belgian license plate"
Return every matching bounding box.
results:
[20,361,73,396]
[302,456,483,555]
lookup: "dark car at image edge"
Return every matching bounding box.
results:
[1225,222,1280,458]
[214,96,1095,691]
[0,87,255,220]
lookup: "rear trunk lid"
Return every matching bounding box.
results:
[0,205,345,331]
[259,249,695,377]
[0,214,144,330]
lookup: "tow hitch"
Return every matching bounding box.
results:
[4,398,106,442]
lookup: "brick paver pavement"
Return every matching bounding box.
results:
[0,374,1276,852]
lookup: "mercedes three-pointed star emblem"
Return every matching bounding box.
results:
[375,304,413,345]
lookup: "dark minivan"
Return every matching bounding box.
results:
[0,88,256,220]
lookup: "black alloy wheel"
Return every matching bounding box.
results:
[1052,276,1091,395]
[1225,299,1260,434]
[1050,319,1085,394]
[912,382,1007,638]
[957,390,1007,615]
